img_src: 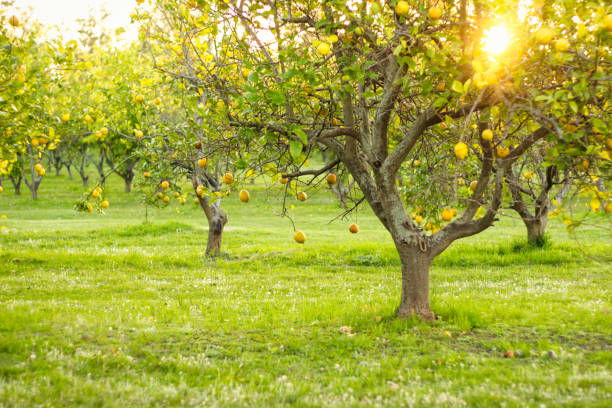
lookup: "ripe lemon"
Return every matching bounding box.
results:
[535,27,555,44]
[197,157,207,167]
[454,142,468,160]
[555,38,570,52]
[496,146,510,158]
[134,130,143,138]
[481,129,493,141]
[61,113,70,122]
[316,42,331,56]
[441,209,453,221]
[297,191,307,201]
[163,196,170,203]
[524,171,534,179]
[605,138,612,150]
[349,223,359,234]
[143,171,150,178]
[8,16,19,27]
[239,189,250,203]
[279,176,289,184]
[326,173,337,184]
[428,6,442,20]
[101,200,109,209]
[294,230,306,244]
[603,14,612,32]
[395,1,409,16]
[134,94,144,103]
[222,173,233,184]
[156,192,163,199]
[161,181,169,189]
[469,181,478,191]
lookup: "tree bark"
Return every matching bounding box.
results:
[396,242,434,320]
[124,178,132,193]
[205,203,227,255]
[10,175,22,195]
[525,218,547,244]
[192,172,228,256]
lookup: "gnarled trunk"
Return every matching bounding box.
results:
[205,203,227,255]
[192,172,228,256]
[525,217,547,244]
[396,241,434,320]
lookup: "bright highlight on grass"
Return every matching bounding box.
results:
[482,24,512,56]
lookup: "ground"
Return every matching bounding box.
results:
[0,172,610,407]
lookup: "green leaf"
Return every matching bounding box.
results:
[451,80,463,94]
[293,128,308,144]
[289,141,302,160]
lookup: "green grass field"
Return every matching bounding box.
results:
[0,172,610,407]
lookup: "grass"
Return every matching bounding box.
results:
[0,170,611,407]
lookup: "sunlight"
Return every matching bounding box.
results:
[482,24,512,56]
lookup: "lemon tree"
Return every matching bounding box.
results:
[0,11,70,199]
[142,1,610,318]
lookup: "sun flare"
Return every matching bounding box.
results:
[482,25,512,56]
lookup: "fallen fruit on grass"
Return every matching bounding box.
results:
[504,350,515,358]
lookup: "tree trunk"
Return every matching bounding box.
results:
[396,242,435,320]
[29,184,38,200]
[10,175,22,195]
[66,164,73,179]
[125,178,132,193]
[525,217,548,245]
[192,171,228,256]
[205,204,227,255]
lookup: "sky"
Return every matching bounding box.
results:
[9,0,140,44]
